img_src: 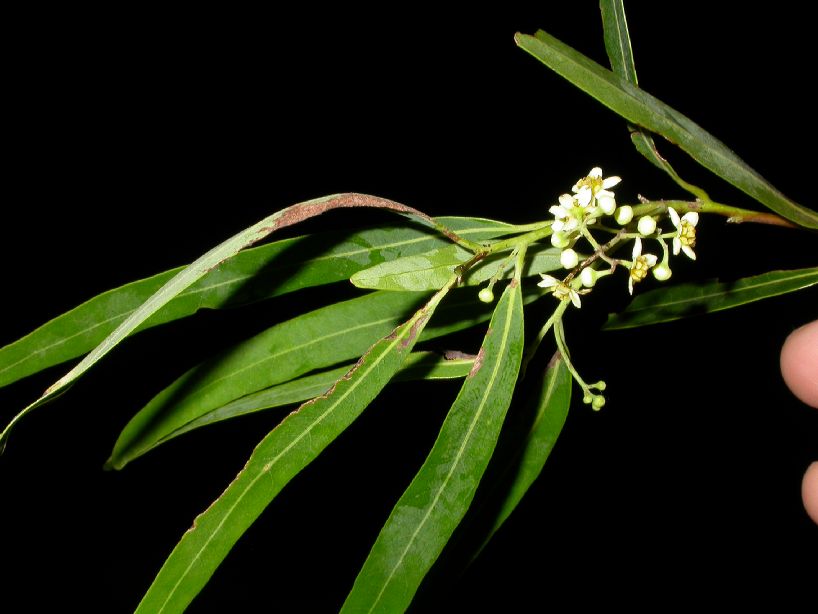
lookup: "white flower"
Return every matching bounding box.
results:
[538,274,582,308]
[628,237,657,295]
[549,194,581,233]
[668,207,699,260]
[572,167,621,213]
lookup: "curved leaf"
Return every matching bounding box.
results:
[341,279,524,613]
[472,353,571,552]
[604,267,818,330]
[351,243,562,291]
[0,216,511,390]
[121,352,475,454]
[108,286,539,469]
[515,31,818,229]
[0,194,479,450]
[134,278,457,614]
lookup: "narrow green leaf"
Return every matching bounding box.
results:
[134,278,456,614]
[0,194,478,449]
[600,0,637,83]
[0,216,510,391]
[515,31,818,229]
[600,0,711,198]
[473,353,571,550]
[108,285,538,469]
[604,267,818,330]
[107,290,426,469]
[341,279,524,613]
[123,352,475,452]
[351,243,562,291]
[600,0,664,170]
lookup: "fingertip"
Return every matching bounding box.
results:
[802,462,818,525]
[780,319,818,408]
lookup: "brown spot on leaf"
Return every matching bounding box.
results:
[468,347,485,378]
[274,193,435,231]
[443,350,477,361]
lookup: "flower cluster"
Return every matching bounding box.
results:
[526,166,702,411]
[538,167,700,303]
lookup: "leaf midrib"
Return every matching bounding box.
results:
[0,224,500,378]
[155,312,420,613]
[627,269,818,313]
[367,290,518,612]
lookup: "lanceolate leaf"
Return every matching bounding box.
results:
[600,0,637,84]
[604,267,818,330]
[0,216,510,390]
[599,0,708,197]
[120,352,475,455]
[514,31,818,229]
[600,0,665,172]
[0,194,476,450]
[472,353,571,552]
[108,286,539,469]
[134,278,457,614]
[341,279,524,613]
[351,243,562,291]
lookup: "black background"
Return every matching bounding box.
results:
[3,3,816,611]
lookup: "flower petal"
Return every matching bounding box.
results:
[682,211,699,226]
[601,176,621,189]
[645,254,658,267]
[576,188,592,207]
[672,237,681,256]
[682,245,697,260]
[632,236,643,259]
[559,194,574,208]
[668,206,681,228]
[589,167,602,178]
[550,205,568,218]
[538,274,559,288]
[570,290,582,309]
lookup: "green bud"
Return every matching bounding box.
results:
[551,231,570,249]
[478,287,494,303]
[652,262,672,281]
[591,395,606,411]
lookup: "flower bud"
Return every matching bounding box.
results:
[478,287,494,303]
[637,215,657,236]
[614,205,633,225]
[652,262,672,281]
[579,266,597,288]
[591,395,606,411]
[550,231,570,249]
[560,248,579,269]
[597,193,616,215]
